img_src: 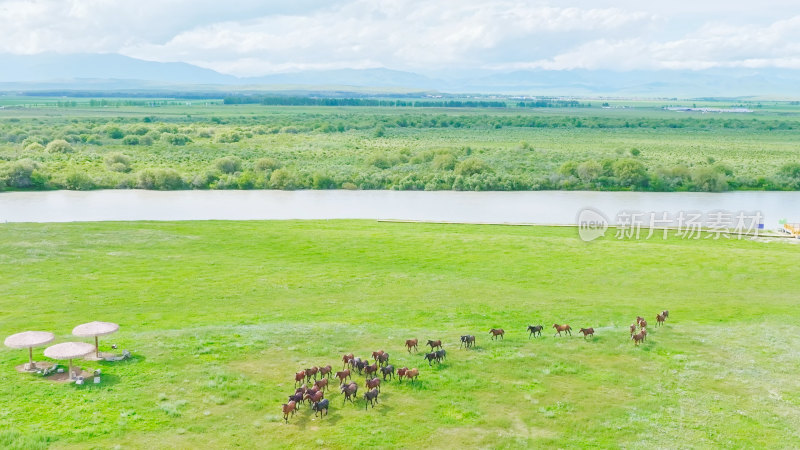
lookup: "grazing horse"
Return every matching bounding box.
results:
[423,352,438,366]
[656,313,665,327]
[294,370,306,387]
[405,339,419,353]
[312,398,329,418]
[378,352,390,367]
[380,364,395,381]
[662,310,669,319]
[364,362,379,377]
[632,330,645,345]
[490,328,505,340]
[579,327,595,339]
[305,366,319,382]
[639,320,648,329]
[405,368,420,382]
[630,324,637,336]
[335,369,351,384]
[319,365,332,379]
[528,325,543,338]
[553,324,572,336]
[282,401,297,423]
[371,350,385,362]
[397,367,408,382]
[435,349,447,362]
[342,353,354,369]
[364,388,379,409]
[427,339,442,350]
[314,378,329,392]
[366,377,381,392]
[340,382,358,403]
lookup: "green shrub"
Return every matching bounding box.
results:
[254,157,281,172]
[367,154,393,169]
[691,167,728,192]
[106,126,125,139]
[558,161,579,177]
[160,133,191,146]
[214,156,243,174]
[455,158,491,176]
[312,172,337,189]
[576,160,602,182]
[269,168,298,190]
[432,153,456,170]
[612,158,648,188]
[1,159,48,189]
[45,139,73,153]
[64,171,95,190]
[779,163,800,179]
[216,131,243,143]
[104,153,132,172]
[136,168,185,190]
[122,135,140,145]
[341,182,358,190]
[24,142,45,152]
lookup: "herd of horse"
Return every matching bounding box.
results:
[282,310,670,422]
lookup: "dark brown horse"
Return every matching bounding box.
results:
[305,366,319,382]
[335,369,351,384]
[405,339,419,353]
[662,310,669,319]
[632,330,645,345]
[639,320,648,329]
[304,389,323,404]
[380,364,395,381]
[371,350,385,362]
[630,323,637,336]
[489,328,505,340]
[340,382,358,403]
[282,400,297,423]
[527,325,543,338]
[578,327,594,339]
[364,388,379,409]
[314,378,329,392]
[553,324,572,336]
[636,316,645,326]
[364,362,379,377]
[460,335,476,348]
[397,367,408,382]
[427,339,442,350]
[378,352,390,367]
[656,313,665,327]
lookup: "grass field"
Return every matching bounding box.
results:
[1,220,799,448]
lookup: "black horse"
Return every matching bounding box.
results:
[312,399,329,417]
[423,352,438,366]
[460,335,476,348]
[380,365,395,381]
[527,325,543,338]
[435,349,447,362]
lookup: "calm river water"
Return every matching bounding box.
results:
[1,190,798,226]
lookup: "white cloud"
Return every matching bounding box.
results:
[0,0,799,75]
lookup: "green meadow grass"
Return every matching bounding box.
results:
[1,220,799,448]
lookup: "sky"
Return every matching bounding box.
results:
[1,0,799,77]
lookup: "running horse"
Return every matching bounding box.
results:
[553,324,572,336]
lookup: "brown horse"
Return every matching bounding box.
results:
[639,320,648,329]
[405,339,418,353]
[305,366,319,382]
[630,324,637,336]
[553,324,572,336]
[632,330,645,345]
[371,350,385,361]
[294,370,306,387]
[364,362,379,377]
[641,328,647,341]
[662,310,669,319]
[282,400,297,423]
[579,327,594,339]
[340,382,358,403]
[378,352,390,367]
[319,364,332,379]
[366,377,381,392]
[427,339,442,350]
[636,316,645,326]
[405,368,420,382]
[314,378,329,392]
[342,353,354,369]
[397,367,408,382]
[335,369,351,384]
[489,328,505,340]
[656,313,665,327]
[305,389,324,404]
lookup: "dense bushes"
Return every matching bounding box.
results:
[136,168,186,190]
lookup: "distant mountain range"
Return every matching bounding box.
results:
[2,53,800,98]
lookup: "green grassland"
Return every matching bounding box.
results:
[2,98,800,192]
[1,220,799,448]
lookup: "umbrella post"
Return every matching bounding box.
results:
[69,359,73,379]
[95,336,99,358]
[29,347,34,366]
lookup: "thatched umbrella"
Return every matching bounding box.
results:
[4,331,55,370]
[43,342,95,379]
[72,321,119,359]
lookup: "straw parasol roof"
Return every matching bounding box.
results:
[44,342,96,360]
[72,321,119,338]
[4,331,55,349]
